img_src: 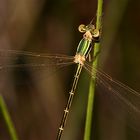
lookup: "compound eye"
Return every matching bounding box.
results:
[91,29,100,38]
[78,24,86,33]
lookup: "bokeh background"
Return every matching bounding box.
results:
[0,0,140,140]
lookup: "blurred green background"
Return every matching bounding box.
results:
[0,0,140,140]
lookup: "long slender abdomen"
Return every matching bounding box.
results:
[56,64,83,140]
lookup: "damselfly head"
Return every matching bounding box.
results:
[78,24,95,33]
[78,24,99,38]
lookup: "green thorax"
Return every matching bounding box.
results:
[76,38,91,57]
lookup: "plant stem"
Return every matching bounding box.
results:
[0,95,18,140]
[84,0,103,139]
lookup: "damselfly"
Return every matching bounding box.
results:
[0,23,140,140]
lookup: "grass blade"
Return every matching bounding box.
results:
[0,95,18,140]
[84,0,103,139]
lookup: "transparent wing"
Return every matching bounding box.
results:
[0,49,75,72]
[84,61,140,130]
